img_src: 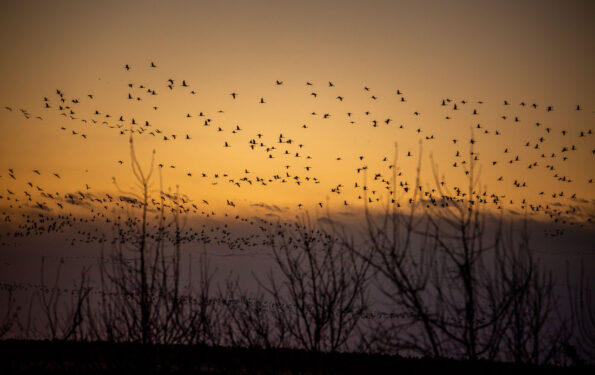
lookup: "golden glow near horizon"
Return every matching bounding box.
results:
[0,1,593,223]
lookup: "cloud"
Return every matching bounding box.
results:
[56,191,95,208]
[251,202,283,212]
[119,195,139,205]
[32,202,52,212]
[318,217,340,226]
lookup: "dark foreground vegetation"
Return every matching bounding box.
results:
[1,140,593,373]
[1,339,592,375]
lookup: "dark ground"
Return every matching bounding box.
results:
[0,340,591,374]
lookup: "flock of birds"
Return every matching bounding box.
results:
[1,61,594,252]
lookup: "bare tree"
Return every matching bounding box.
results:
[257,214,370,354]
[0,285,19,339]
[414,139,535,360]
[178,248,222,346]
[37,256,91,341]
[567,263,594,365]
[86,135,217,347]
[220,275,288,349]
[113,135,156,344]
[496,218,570,365]
[341,144,443,357]
[341,139,568,363]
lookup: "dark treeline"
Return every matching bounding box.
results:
[0,139,593,373]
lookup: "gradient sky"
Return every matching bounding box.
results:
[0,2,594,338]
[0,0,593,219]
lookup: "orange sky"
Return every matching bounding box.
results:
[0,0,593,220]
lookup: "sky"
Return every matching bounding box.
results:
[0,0,593,299]
[0,1,593,215]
